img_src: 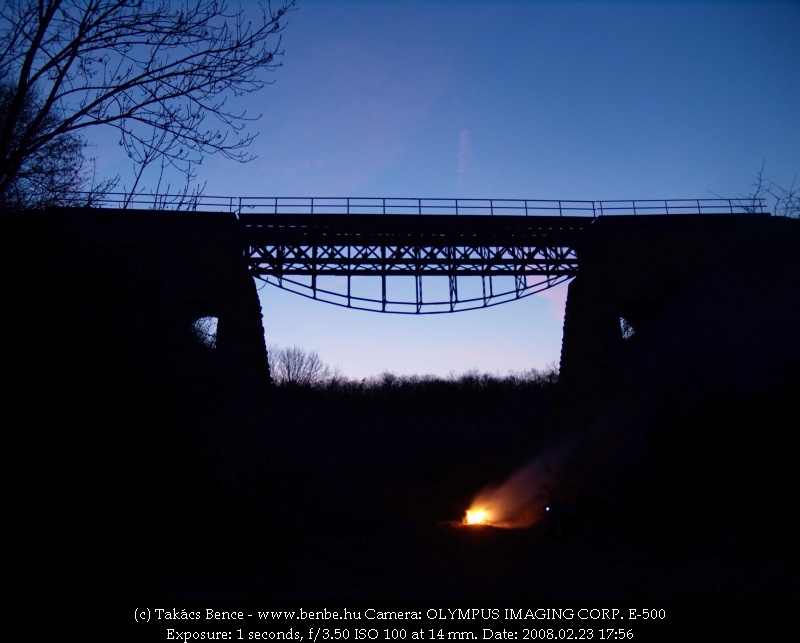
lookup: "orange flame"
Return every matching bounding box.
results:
[462,458,555,528]
[463,508,490,525]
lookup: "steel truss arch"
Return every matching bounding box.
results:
[255,272,575,314]
[244,212,586,313]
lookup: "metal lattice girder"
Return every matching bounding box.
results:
[241,212,590,313]
[243,213,588,278]
[247,244,579,275]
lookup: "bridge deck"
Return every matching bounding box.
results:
[242,213,589,277]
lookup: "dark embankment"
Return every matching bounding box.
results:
[2,215,273,597]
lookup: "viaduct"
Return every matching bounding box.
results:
[8,197,799,422]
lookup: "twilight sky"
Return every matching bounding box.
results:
[93,0,800,379]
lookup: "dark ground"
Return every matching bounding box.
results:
[5,350,798,599]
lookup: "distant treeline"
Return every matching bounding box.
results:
[266,346,565,483]
[267,343,560,392]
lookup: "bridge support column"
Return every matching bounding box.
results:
[559,272,624,425]
[214,265,271,388]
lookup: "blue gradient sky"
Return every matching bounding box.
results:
[93,0,800,378]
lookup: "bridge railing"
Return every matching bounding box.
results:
[595,198,767,216]
[80,192,242,213]
[70,193,766,217]
[237,197,599,217]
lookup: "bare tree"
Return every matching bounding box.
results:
[735,161,800,218]
[268,344,339,388]
[0,0,295,209]
[0,80,88,208]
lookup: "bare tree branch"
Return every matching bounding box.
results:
[735,160,800,218]
[0,0,296,209]
[767,176,799,218]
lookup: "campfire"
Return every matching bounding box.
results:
[460,458,556,528]
[463,508,490,525]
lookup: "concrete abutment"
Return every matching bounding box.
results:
[558,214,800,425]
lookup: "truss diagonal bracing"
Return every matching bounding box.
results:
[242,213,588,313]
